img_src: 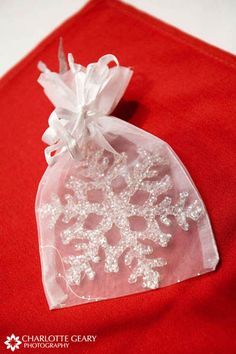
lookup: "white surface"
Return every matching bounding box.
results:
[0,0,235,77]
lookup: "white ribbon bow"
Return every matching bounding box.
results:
[38,45,133,165]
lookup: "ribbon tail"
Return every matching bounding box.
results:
[58,38,68,74]
[88,121,119,155]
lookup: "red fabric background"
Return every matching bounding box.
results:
[1,0,236,353]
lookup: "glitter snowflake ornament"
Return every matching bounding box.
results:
[36,44,219,309]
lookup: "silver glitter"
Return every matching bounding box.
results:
[38,147,204,289]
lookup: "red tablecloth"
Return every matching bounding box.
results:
[1,0,235,353]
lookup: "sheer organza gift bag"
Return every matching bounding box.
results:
[36,46,219,309]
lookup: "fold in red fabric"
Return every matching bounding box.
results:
[1,1,235,353]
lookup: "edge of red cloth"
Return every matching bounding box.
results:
[1,0,236,89]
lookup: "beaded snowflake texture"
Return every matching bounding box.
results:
[36,45,219,309]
